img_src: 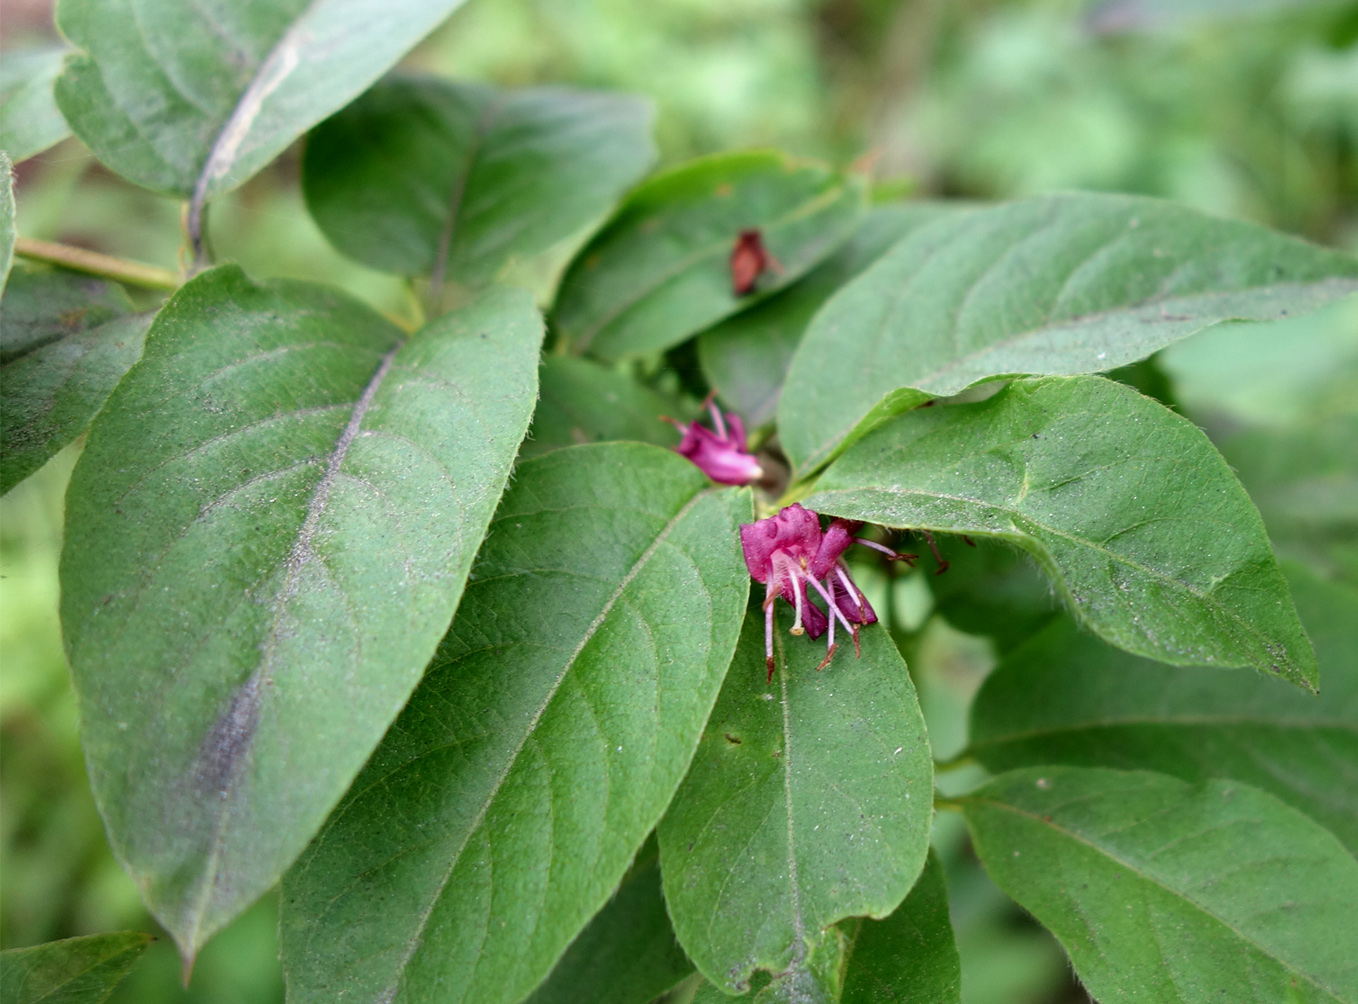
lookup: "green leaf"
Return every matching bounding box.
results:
[658,603,933,993]
[554,151,865,360]
[967,564,1358,855]
[1158,299,1358,426]
[1218,416,1358,587]
[2,267,150,495]
[1,266,133,363]
[779,193,1358,474]
[0,932,152,1004]
[0,48,72,162]
[53,0,470,201]
[924,537,1057,652]
[524,836,694,1004]
[840,851,962,1004]
[303,76,655,287]
[752,930,848,1004]
[59,267,541,961]
[804,375,1317,688]
[523,355,686,458]
[1,151,14,294]
[279,443,752,1004]
[960,767,1358,1004]
[697,203,960,427]
[686,854,962,1004]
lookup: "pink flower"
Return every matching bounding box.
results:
[739,504,916,680]
[664,397,763,486]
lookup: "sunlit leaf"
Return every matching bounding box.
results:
[780,193,1358,474]
[961,767,1358,1004]
[659,604,932,993]
[968,564,1358,854]
[60,267,541,961]
[1,267,149,495]
[805,375,1317,687]
[53,0,470,202]
[554,151,865,360]
[280,444,751,1004]
[0,932,152,1004]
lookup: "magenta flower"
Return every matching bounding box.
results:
[740,504,916,680]
[664,397,763,486]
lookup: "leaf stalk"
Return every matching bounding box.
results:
[14,236,180,291]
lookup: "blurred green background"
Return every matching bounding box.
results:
[2,0,1355,1001]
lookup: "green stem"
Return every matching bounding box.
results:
[933,753,977,774]
[933,792,965,812]
[15,237,180,291]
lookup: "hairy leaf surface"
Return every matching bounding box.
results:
[554,151,864,360]
[1,267,149,494]
[1,153,13,293]
[697,203,959,426]
[780,193,1358,473]
[962,767,1358,1004]
[60,268,541,960]
[304,76,654,286]
[0,932,151,1004]
[280,444,751,1004]
[54,0,469,201]
[804,375,1316,687]
[659,604,932,992]
[0,48,71,162]
[968,564,1358,853]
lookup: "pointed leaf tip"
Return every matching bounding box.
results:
[61,268,543,955]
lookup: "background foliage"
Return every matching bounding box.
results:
[2,0,1356,1002]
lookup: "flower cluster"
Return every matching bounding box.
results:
[740,504,915,681]
[663,396,762,486]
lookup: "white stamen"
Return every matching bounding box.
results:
[853,536,901,558]
[790,573,806,635]
[803,568,857,638]
[708,400,728,440]
[836,565,867,620]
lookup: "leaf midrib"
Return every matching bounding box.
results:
[915,279,1358,393]
[189,0,320,211]
[23,939,146,1002]
[182,342,402,955]
[799,215,1357,470]
[429,93,508,290]
[810,484,1291,674]
[375,489,711,1004]
[965,794,1349,1002]
[777,628,807,965]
